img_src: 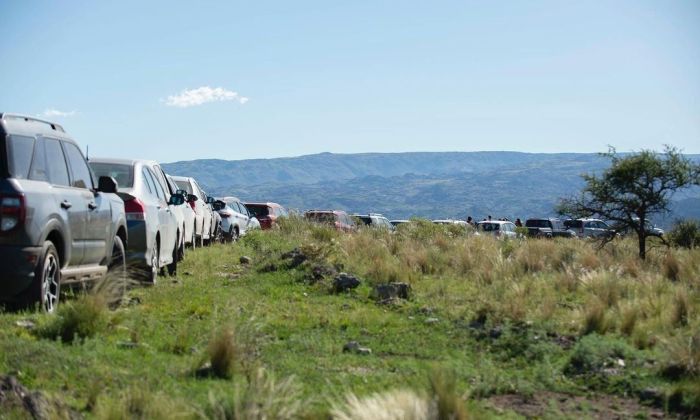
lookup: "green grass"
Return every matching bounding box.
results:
[0,218,698,418]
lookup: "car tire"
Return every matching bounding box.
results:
[178,229,185,262]
[108,235,127,303]
[167,240,178,276]
[147,240,159,285]
[27,241,61,313]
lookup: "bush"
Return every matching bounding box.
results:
[565,334,637,377]
[668,220,700,249]
[37,295,110,343]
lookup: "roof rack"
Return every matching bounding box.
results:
[1,113,65,133]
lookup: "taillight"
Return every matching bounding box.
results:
[189,200,196,211]
[0,194,26,232]
[125,198,146,221]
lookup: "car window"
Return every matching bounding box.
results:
[28,137,48,182]
[246,204,269,218]
[5,135,35,179]
[151,165,172,196]
[141,168,156,195]
[145,167,165,201]
[63,142,93,189]
[90,162,134,188]
[44,139,70,186]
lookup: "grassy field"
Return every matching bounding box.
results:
[1,218,698,419]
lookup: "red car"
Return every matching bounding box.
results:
[304,210,356,232]
[244,202,288,230]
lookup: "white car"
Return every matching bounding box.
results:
[476,220,518,238]
[172,176,213,247]
[214,196,255,241]
[165,174,196,253]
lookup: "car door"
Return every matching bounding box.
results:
[62,141,111,265]
[144,167,175,264]
[193,181,211,238]
[233,201,249,235]
[43,138,87,266]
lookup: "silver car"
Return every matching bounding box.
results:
[90,158,181,283]
[564,218,616,239]
[213,196,255,241]
[172,176,213,247]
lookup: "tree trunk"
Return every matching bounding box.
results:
[638,230,646,260]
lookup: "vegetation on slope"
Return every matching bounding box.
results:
[0,218,698,418]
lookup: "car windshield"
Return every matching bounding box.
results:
[246,204,270,218]
[89,162,134,188]
[306,212,335,223]
[5,135,35,179]
[174,180,193,194]
[479,223,500,231]
[564,220,582,229]
[526,219,550,228]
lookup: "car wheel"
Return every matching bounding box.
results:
[178,229,186,261]
[167,240,178,276]
[30,241,61,313]
[107,235,127,303]
[148,240,159,285]
[232,227,239,242]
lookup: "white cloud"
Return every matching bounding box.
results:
[41,109,77,117]
[163,86,249,108]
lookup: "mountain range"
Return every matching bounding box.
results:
[162,151,700,227]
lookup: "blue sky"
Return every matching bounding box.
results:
[2,1,699,162]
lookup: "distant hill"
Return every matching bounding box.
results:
[162,151,700,226]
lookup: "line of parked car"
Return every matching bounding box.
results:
[301,209,664,241]
[0,114,289,312]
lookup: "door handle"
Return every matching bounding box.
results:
[60,200,72,209]
[88,202,98,210]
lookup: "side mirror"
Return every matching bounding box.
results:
[188,194,199,202]
[168,193,185,206]
[97,176,118,194]
[206,196,215,204]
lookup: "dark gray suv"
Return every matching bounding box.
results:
[0,113,128,312]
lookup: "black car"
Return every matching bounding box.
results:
[0,113,127,312]
[525,218,576,238]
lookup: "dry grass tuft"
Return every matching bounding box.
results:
[206,368,302,420]
[331,389,430,420]
[663,253,681,281]
[207,327,238,379]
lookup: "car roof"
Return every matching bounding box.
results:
[89,157,159,167]
[477,220,512,224]
[244,202,281,207]
[0,113,68,138]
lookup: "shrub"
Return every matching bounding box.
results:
[565,334,637,377]
[668,220,700,249]
[37,295,110,343]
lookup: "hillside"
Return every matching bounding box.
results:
[163,151,700,223]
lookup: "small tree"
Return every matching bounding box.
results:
[558,146,700,259]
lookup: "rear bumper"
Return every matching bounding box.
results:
[0,245,42,300]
